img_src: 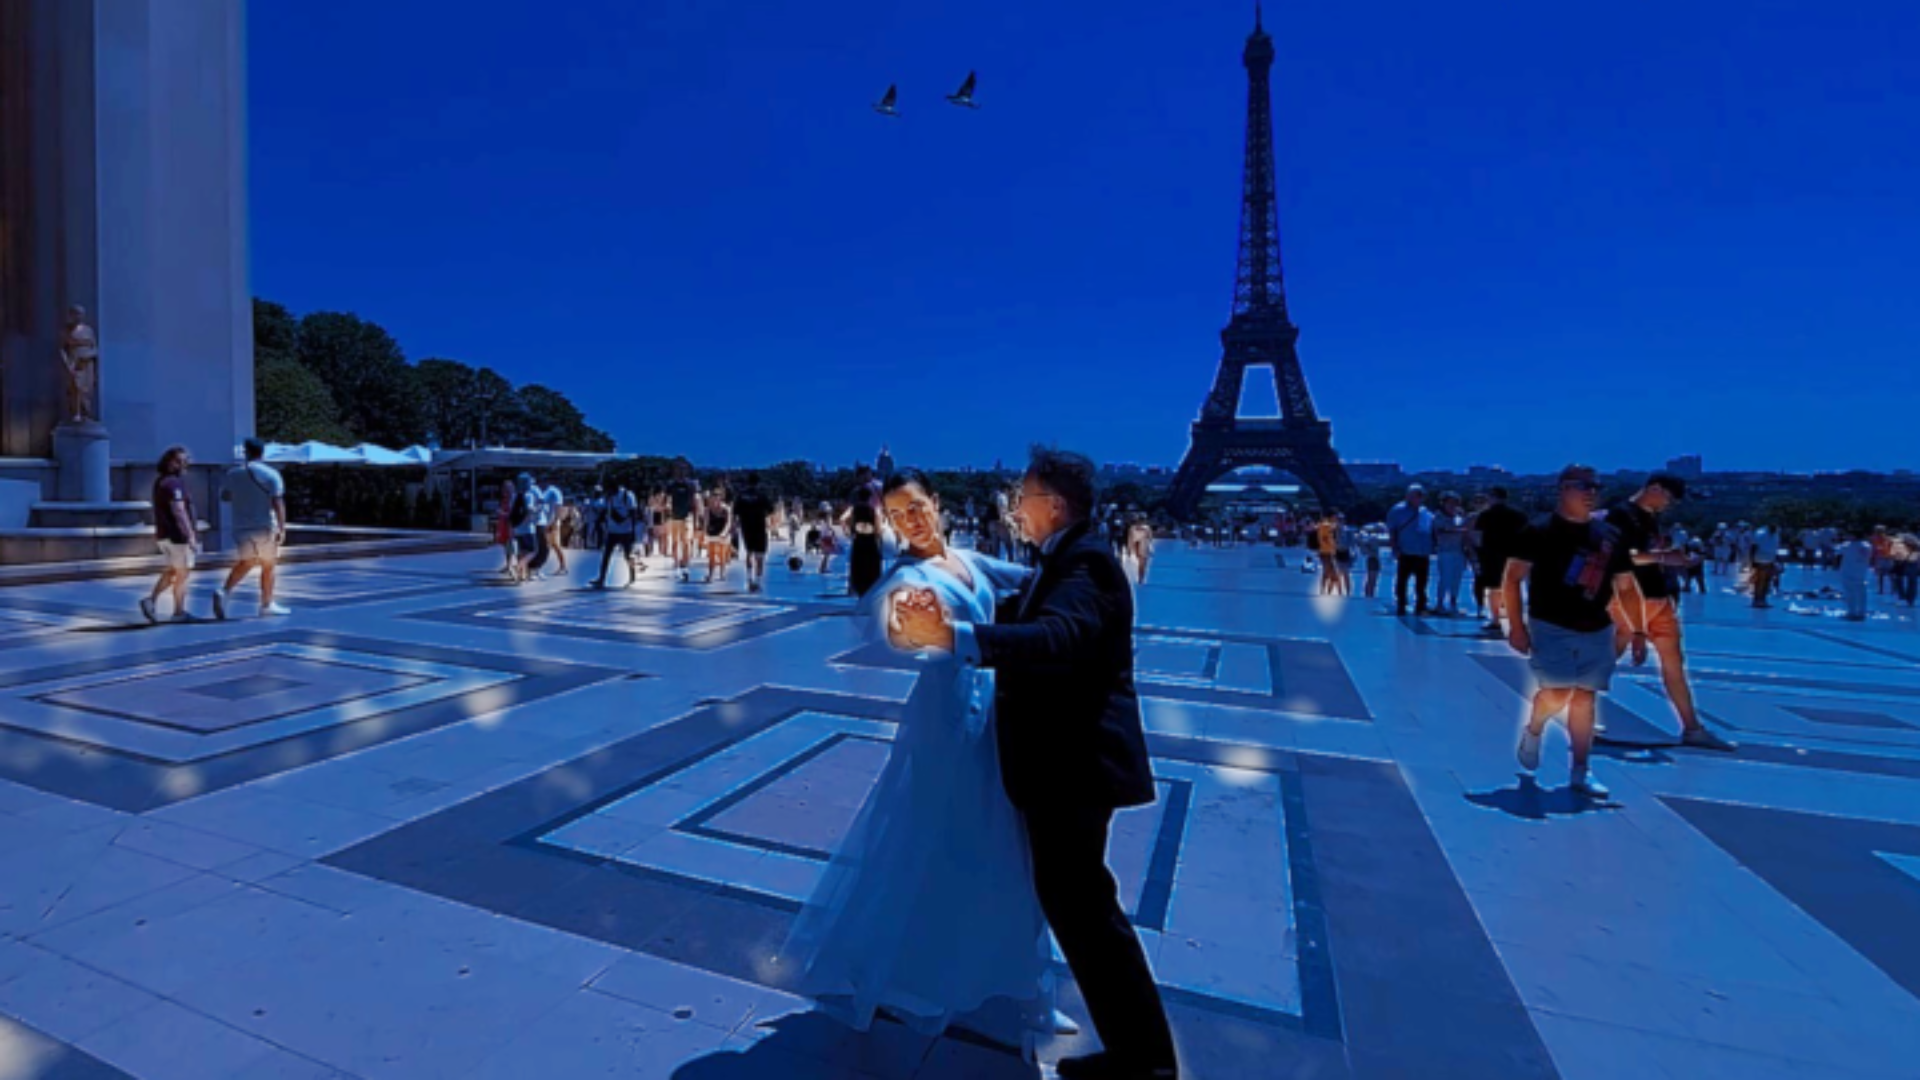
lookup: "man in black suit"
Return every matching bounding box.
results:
[893,447,1178,1080]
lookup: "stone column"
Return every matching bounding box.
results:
[0,0,252,469]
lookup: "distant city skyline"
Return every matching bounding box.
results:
[249,1,1919,475]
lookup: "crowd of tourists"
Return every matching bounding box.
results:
[486,458,1167,597]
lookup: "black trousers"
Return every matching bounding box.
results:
[596,532,635,585]
[1022,805,1177,1070]
[1395,554,1431,612]
[528,526,552,571]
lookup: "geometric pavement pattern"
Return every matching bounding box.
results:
[1,544,1919,1078]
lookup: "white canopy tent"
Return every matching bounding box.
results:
[239,441,434,467]
[232,443,633,529]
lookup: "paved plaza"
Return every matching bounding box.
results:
[1,543,1918,1079]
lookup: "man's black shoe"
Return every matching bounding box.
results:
[1057,1052,1177,1080]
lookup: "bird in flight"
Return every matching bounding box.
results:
[873,84,899,116]
[946,71,979,109]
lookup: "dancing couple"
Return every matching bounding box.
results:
[777,448,1178,1080]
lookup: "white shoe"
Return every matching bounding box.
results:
[1516,728,1542,772]
[259,602,292,617]
[1051,1009,1081,1036]
[1570,769,1610,800]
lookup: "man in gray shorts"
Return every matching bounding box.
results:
[215,438,291,619]
[1504,464,1647,799]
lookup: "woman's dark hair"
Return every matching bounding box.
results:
[156,445,189,475]
[881,467,937,502]
[1026,446,1096,520]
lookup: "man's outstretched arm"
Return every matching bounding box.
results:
[957,557,1117,671]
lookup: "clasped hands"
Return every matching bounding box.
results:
[887,587,956,653]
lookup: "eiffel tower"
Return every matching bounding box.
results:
[1165,5,1359,519]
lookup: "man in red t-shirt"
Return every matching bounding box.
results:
[141,445,202,623]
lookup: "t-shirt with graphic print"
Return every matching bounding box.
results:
[1512,513,1633,633]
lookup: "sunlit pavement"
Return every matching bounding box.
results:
[1,543,1917,1079]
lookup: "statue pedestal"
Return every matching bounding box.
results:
[53,421,112,503]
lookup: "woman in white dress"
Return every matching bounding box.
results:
[779,468,1056,1049]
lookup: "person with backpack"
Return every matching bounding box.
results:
[592,483,643,589]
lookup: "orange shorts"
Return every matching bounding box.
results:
[1610,596,1682,652]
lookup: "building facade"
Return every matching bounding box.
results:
[0,0,252,480]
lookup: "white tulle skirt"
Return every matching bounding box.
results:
[778,656,1055,1051]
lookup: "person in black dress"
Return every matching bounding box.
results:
[843,468,884,598]
[733,472,775,593]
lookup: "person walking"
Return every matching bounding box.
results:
[213,437,292,620]
[141,445,202,624]
[1509,465,1646,799]
[1472,487,1528,634]
[1385,484,1436,616]
[733,472,775,593]
[592,483,642,589]
[1749,524,1780,607]
[1838,531,1874,620]
[1600,475,1735,751]
[1432,492,1470,616]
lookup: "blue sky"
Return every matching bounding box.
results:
[247,1,1919,474]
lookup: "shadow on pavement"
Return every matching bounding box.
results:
[1465,774,1619,819]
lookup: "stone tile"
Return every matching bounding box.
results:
[151,789,401,858]
[0,946,161,1045]
[26,872,252,958]
[590,952,777,1034]
[79,999,282,1080]
[465,987,732,1079]
[254,862,400,914]
[0,827,201,937]
[111,817,265,871]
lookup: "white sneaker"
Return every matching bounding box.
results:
[1516,728,1543,772]
[1051,1009,1081,1036]
[1570,769,1610,799]
[139,597,158,624]
[259,602,292,617]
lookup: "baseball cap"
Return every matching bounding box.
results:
[1557,464,1599,486]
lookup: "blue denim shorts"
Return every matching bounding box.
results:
[1527,620,1618,692]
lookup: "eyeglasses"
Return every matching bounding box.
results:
[1013,492,1060,507]
[1562,480,1601,493]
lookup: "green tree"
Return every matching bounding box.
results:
[295,311,427,447]
[469,367,520,447]
[256,356,354,444]
[415,358,480,447]
[515,384,615,451]
[253,298,351,444]
[254,299,297,359]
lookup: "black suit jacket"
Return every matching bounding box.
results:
[971,521,1157,812]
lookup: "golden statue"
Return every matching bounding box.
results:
[58,304,99,424]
